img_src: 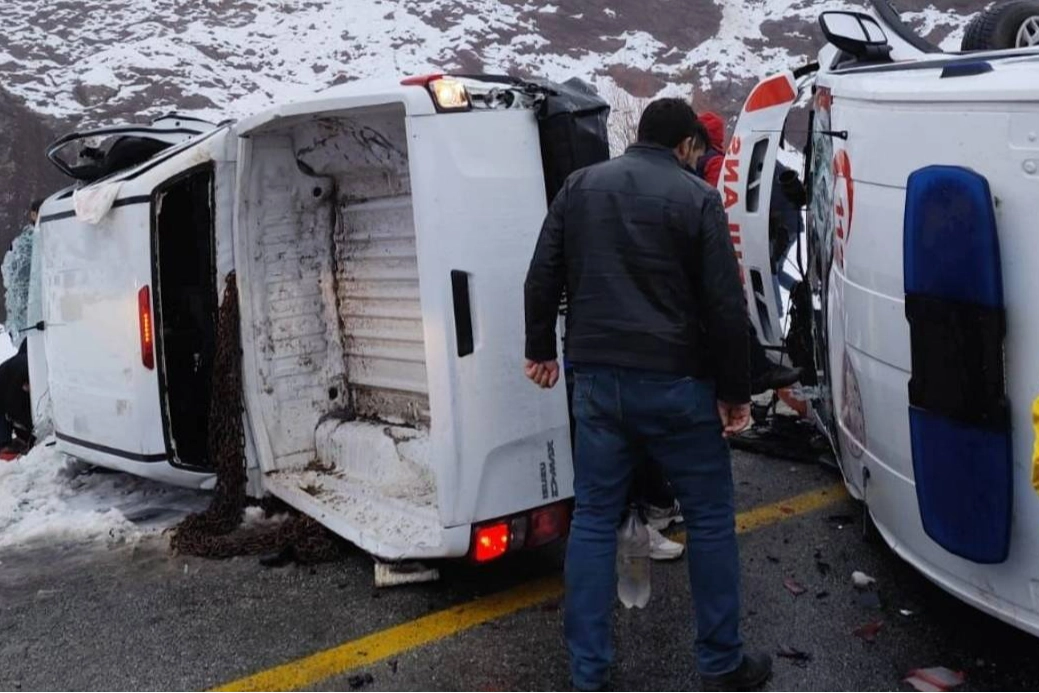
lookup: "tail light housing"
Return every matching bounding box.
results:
[473,522,510,562]
[528,502,571,548]
[138,285,155,370]
[469,501,572,563]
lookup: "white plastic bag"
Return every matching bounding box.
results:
[617,507,651,608]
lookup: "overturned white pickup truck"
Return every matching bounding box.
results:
[32,75,606,562]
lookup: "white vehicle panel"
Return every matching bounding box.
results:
[408,108,574,528]
[234,91,573,559]
[804,28,1039,635]
[36,126,234,488]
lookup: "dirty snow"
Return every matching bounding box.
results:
[0,439,208,550]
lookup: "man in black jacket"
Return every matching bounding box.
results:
[524,98,771,691]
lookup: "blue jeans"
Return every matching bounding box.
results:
[565,364,743,688]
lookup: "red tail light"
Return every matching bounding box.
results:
[469,502,573,563]
[138,285,155,370]
[528,502,570,547]
[473,522,510,563]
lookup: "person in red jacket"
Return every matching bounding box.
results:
[695,112,727,188]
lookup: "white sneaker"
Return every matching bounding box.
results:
[645,500,684,531]
[647,525,685,561]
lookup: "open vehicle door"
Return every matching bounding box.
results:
[720,71,799,349]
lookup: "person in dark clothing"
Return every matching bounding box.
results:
[557,124,709,561]
[769,162,806,290]
[525,98,772,692]
[0,199,41,454]
[0,352,12,451]
[0,338,33,457]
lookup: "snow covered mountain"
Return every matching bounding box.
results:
[2,0,977,124]
[0,0,978,314]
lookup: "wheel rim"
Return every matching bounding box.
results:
[1016,16,1039,47]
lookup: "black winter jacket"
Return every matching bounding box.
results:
[524,143,750,403]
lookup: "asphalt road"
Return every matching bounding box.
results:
[2,451,1038,692]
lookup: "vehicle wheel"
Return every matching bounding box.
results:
[961,0,1039,51]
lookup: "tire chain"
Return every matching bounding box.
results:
[168,272,346,563]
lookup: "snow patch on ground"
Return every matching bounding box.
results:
[0,439,208,549]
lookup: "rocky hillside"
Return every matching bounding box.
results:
[0,0,978,316]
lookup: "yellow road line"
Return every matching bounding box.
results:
[212,482,847,692]
[738,482,846,533]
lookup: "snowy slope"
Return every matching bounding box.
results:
[0,0,977,127]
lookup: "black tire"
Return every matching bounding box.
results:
[961,0,1039,51]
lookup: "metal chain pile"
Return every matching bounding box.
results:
[168,272,345,563]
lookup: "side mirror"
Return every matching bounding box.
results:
[819,11,893,61]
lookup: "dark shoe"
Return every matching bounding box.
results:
[751,364,804,394]
[701,650,773,691]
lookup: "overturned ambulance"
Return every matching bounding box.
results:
[33,76,610,562]
[725,0,1039,636]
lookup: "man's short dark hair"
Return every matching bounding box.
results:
[690,119,710,150]
[29,199,43,214]
[637,98,699,148]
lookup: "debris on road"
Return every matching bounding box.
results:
[904,667,966,692]
[900,608,916,617]
[851,570,876,589]
[784,577,807,596]
[347,672,375,690]
[816,560,831,575]
[852,620,884,643]
[766,554,780,563]
[777,646,812,667]
[815,590,830,599]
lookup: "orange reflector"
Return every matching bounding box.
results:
[473,522,510,562]
[745,74,796,112]
[138,285,155,370]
